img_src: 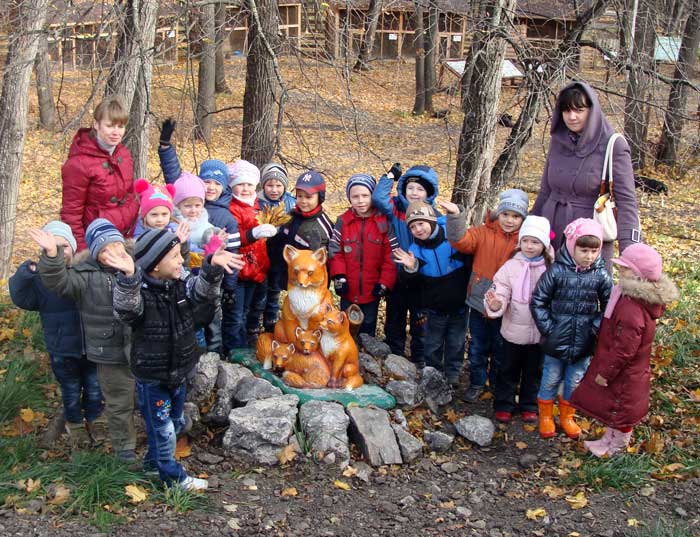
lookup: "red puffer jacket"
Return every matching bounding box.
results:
[229,196,269,283]
[60,128,138,251]
[329,209,397,304]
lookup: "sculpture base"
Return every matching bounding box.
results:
[228,349,396,409]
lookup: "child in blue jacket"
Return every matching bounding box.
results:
[9,221,103,446]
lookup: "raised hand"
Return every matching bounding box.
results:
[393,248,417,270]
[159,118,176,145]
[212,250,245,274]
[484,289,502,311]
[436,197,460,215]
[28,228,58,258]
[101,248,135,277]
[175,221,190,244]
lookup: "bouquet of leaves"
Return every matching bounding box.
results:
[257,205,292,227]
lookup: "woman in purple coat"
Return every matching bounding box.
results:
[532,82,641,263]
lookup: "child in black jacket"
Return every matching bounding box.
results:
[106,228,243,490]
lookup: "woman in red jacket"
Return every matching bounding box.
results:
[571,243,678,457]
[60,96,139,251]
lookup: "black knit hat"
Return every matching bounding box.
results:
[135,229,180,273]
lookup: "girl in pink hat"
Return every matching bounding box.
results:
[571,243,679,456]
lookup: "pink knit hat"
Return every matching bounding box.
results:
[173,171,206,205]
[564,218,603,255]
[228,159,260,188]
[135,179,175,216]
[612,243,662,282]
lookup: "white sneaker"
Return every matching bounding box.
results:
[177,476,208,492]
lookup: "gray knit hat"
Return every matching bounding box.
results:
[42,221,77,253]
[496,188,529,218]
[345,173,376,200]
[85,218,125,260]
[260,163,289,190]
[135,229,180,273]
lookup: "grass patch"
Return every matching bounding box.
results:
[566,454,655,491]
[152,483,210,513]
[627,519,693,537]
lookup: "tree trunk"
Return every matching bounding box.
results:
[656,0,700,166]
[453,0,515,225]
[0,0,49,281]
[241,0,280,167]
[215,2,230,94]
[353,0,381,71]
[195,2,216,143]
[34,31,55,130]
[623,0,656,170]
[411,1,425,116]
[423,1,438,115]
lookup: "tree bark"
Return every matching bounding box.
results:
[623,0,656,170]
[411,1,425,116]
[34,31,56,130]
[215,2,230,93]
[353,0,381,71]
[453,0,515,225]
[0,0,49,280]
[241,0,280,167]
[423,0,438,115]
[195,2,216,143]
[656,0,700,166]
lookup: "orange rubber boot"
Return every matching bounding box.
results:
[558,397,581,439]
[537,399,556,439]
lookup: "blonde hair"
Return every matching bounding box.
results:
[93,95,129,125]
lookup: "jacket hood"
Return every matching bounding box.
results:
[208,187,233,209]
[554,241,605,272]
[551,81,614,158]
[619,273,679,318]
[68,128,116,159]
[396,165,439,208]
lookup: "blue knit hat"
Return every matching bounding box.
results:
[199,159,229,190]
[295,170,326,203]
[496,188,529,218]
[42,221,77,253]
[345,173,376,200]
[85,218,125,260]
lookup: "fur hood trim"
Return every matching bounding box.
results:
[620,273,679,306]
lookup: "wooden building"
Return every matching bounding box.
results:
[323,0,469,61]
[226,2,302,55]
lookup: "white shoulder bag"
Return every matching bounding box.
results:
[593,133,623,242]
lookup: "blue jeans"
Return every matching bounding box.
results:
[137,380,187,484]
[340,298,379,337]
[51,355,103,424]
[263,270,284,330]
[229,281,267,349]
[423,309,468,379]
[221,288,237,355]
[384,279,426,364]
[204,305,222,353]
[538,355,592,401]
[467,309,504,387]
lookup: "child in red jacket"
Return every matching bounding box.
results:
[571,243,678,457]
[329,174,397,336]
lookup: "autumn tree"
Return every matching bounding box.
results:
[0,0,49,280]
[215,2,231,93]
[411,1,426,115]
[354,0,381,71]
[195,2,216,142]
[34,29,56,130]
[412,0,438,115]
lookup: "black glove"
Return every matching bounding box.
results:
[160,118,177,145]
[372,283,387,298]
[333,275,348,296]
[388,163,402,181]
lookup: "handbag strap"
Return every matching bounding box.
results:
[599,133,624,198]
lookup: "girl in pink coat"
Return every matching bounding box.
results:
[484,216,552,423]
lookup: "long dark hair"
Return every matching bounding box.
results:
[558,86,591,112]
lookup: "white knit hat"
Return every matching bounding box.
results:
[228,159,260,188]
[518,215,551,249]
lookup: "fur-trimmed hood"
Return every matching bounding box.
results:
[620,273,679,318]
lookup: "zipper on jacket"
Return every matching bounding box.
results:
[358,219,365,302]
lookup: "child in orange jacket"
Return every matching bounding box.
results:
[443,189,528,402]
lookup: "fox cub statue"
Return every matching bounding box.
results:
[319,305,363,390]
[271,327,331,389]
[274,245,333,343]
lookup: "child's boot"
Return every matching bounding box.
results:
[584,427,614,457]
[558,397,581,439]
[605,429,632,456]
[537,399,556,438]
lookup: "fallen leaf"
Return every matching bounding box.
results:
[515,441,528,450]
[223,503,238,513]
[47,485,71,506]
[445,408,459,423]
[124,484,148,504]
[342,466,357,478]
[565,491,588,510]
[334,480,351,491]
[277,444,297,465]
[20,408,35,424]
[542,485,566,500]
[18,478,41,493]
[479,391,493,401]
[526,507,547,520]
[645,432,665,455]
[523,424,536,432]
[627,519,640,527]
[227,518,241,530]
[281,487,298,497]
[175,436,192,460]
[569,532,581,537]
[439,500,455,508]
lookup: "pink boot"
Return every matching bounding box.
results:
[606,429,632,456]
[583,428,614,457]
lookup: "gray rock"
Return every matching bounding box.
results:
[206,363,254,424]
[391,423,423,463]
[186,352,221,404]
[392,409,408,429]
[424,429,454,452]
[359,352,383,381]
[299,400,350,466]
[347,407,403,466]
[518,453,538,469]
[197,451,224,465]
[419,367,452,406]
[222,394,299,465]
[386,380,424,407]
[352,461,373,482]
[455,415,495,447]
[384,354,417,381]
[359,333,391,359]
[441,461,460,474]
[456,506,472,519]
[233,376,282,404]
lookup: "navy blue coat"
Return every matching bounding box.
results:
[9,260,83,358]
